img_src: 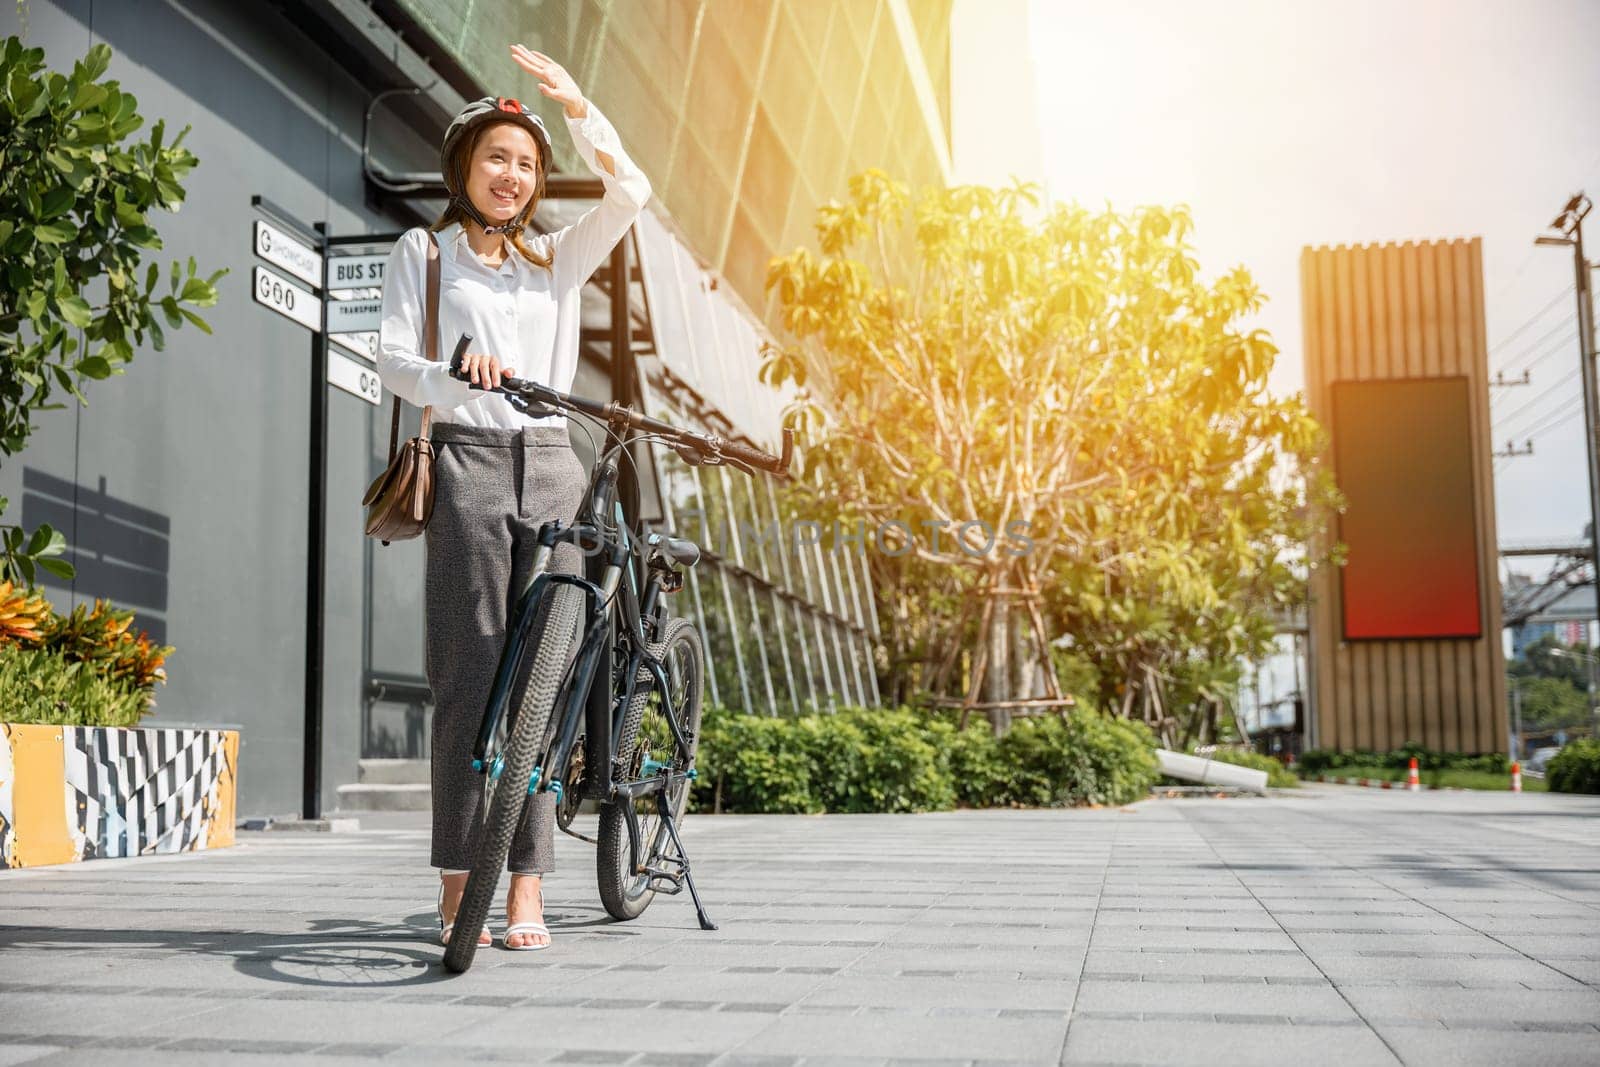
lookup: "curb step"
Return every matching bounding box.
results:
[1314,774,1466,792]
[335,782,432,811]
[357,758,430,785]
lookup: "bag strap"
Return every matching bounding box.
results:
[385,233,443,461]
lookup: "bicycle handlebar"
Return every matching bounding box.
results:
[445,334,793,477]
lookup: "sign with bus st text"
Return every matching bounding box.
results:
[326,254,387,291]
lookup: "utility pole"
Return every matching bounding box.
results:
[1536,193,1600,725]
[1510,676,1522,758]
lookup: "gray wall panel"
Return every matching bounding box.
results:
[1,0,427,816]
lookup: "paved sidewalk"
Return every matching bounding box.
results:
[1,786,1598,1066]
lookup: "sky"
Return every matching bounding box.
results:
[955,0,1600,556]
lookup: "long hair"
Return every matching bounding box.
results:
[430,118,554,271]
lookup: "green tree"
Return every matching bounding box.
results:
[762,169,1337,743]
[1515,675,1588,732]
[1509,633,1592,690]
[0,36,223,584]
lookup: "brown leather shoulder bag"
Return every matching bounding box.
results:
[362,232,441,545]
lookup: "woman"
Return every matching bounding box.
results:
[376,44,652,951]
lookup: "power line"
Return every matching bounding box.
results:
[1487,285,1575,360]
[1490,317,1578,379]
[1493,364,1581,430]
[1522,392,1586,441]
[1497,399,1585,470]
[1489,327,1580,410]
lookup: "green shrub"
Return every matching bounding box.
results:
[944,720,1008,808]
[1200,748,1298,788]
[694,706,820,813]
[692,704,1160,813]
[995,710,1160,807]
[0,643,148,726]
[799,707,955,813]
[1300,745,1507,777]
[1547,739,1600,795]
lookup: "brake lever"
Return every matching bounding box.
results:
[672,441,708,466]
[506,392,561,418]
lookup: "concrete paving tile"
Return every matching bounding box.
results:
[1495,935,1600,959]
[1339,982,1600,1024]
[0,992,226,1037]
[5,795,1600,1064]
[728,1015,1066,1061]
[1090,927,1297,951]
[1294,933,1509,956]
[843,947,1083,978]
[20,1053,386,1067]
[1060,1017,1398,1066]
[1317,954,1586,988]
[450,1006,774,1054]
[796,975,1075,1011]
[1374,1026,1600,1067]
[1080,948,1322,979]
[1074,979,1353,1018]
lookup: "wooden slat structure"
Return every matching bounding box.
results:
[1300,238,1508,753]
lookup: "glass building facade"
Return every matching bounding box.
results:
[387,0,953,339]
[380,0,955,714]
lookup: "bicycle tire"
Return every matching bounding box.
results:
[442,582,581,974]
[597,616,704,921]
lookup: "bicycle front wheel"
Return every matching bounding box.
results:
[443,581,581,974]
[597,616,705,921]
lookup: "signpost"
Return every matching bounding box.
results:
[327,349,382,405]
[326,254,387,290]
[331,331,379,362]
[252,265,320,331]
[249,195,405,820]
[326,298,382,335]
[253,219,322,287]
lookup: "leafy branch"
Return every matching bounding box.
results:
[0,36,226,585]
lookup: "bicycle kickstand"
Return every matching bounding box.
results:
[656,794,717,931]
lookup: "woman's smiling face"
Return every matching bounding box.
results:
[465,121,541,226]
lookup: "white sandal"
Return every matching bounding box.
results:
[437,874,492,947]
[502,886,551,951]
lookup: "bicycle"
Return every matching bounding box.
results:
[436,333,792,974]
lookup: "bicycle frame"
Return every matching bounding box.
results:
[442,334,789,936]
[467,426,697,877]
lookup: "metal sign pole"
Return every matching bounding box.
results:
[303,222,332,821]
[1566,209,1600,725]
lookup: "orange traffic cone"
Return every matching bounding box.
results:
[1407,756,1420,792]
[1511,761,1522,793]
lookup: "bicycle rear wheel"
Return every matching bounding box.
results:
[597,616,704,921]
[443,582,581,974]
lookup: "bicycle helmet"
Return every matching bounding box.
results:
[440,96,553,235]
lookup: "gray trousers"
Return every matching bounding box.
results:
[425,422,588,874]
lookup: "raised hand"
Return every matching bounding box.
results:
[510,45,585,119]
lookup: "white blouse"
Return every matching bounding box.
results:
[376,101,652,428]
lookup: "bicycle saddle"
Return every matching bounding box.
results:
[646,532,701,569]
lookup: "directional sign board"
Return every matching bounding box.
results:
[326,298,381,335]
[253,266,320,331]
[327,349,382,405]
[331,331,379,362]
[326,254,387,291]
[253,220,322,287]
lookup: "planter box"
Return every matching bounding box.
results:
[0,722,238,869]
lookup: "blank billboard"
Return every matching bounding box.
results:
[1332,377,1482,640]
